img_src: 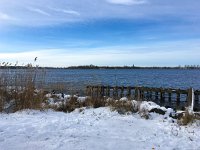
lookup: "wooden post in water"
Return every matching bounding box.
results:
[112,87,115,97]
[120,86,124,97]
[101,86,105,97]
[134,88,138,100]
[160,89,165,105]
[86,86,89,96]
[140,88,144,100]
[89,86,92,96]
[134,87,140,100]
[105,86,108,97]
[127,87,131,99]
[137,87,141,101]
[194,91,199,111]
[176,89,180,107]
[155,91,158,100]
[139,89,142,100]
[98,86,101,98]
[107,86,110,97]
[168,92,172,102]
[91,86,94,97]
[195,93,199,102]
[146,91,149,100]
[114,86,119,98]
[96,86,99,98]
[149,91,152,100]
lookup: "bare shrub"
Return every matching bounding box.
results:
[178,110,195,125]
[14,88,45,111]
[56,96,80,112]
[109,100,136,114]
[50,96,107,113]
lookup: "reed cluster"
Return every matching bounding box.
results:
[0,62,46,112]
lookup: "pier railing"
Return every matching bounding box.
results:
[86,86,200,111]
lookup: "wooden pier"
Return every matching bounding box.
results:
[86,86,200,111]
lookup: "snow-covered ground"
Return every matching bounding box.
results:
[0,107,199,150]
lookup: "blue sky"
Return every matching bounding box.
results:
[0,0,200,67]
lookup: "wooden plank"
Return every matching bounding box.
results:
[114,86,119,98]
[168,92,172,102]
[107,86,110,97]
[155,91,159,100]
[120,86,124,97]
[195,94,199,101]
[176,89,180,107]
[140,89,144,100]
[195,90,200,95]
[134,87,141,101]
[134,88,138,100]
[149,91,152,100]
[87,86,199,111]
[127,86,131,98]
[160,89,165,104]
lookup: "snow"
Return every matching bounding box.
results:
[46,94,76,108]
[139,101,167,112]
[119,97,129,101]
[0,108,200,150]
[77,97,87,102]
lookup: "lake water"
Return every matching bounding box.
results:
[43,69,200,92]
[1,69,200,93]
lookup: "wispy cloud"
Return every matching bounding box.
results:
[48,7,80,16]
[27,7,50,16]
[0,0,199,27]
[106,0,147,5]
[0,12,13,20]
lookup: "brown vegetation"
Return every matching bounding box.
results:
[0,62,46,113]
[178,110,196,125]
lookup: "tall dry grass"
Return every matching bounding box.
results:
[0,62,46,112]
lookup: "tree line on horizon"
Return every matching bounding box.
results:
[66,64,200,69]
[0,63,200,69]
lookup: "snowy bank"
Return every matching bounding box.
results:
[0,108,200,150]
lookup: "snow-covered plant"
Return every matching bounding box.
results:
[178,110,195,125]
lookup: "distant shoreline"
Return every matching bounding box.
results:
[0,65,200,70]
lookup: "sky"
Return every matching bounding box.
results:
[0,0,200,67]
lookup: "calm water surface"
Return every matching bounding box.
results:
[43,69,200,91]
[1,69,200,92]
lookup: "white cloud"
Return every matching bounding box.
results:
[0,12,13,20]
[48,7,80,16]
[27,7,50,16]
[106,0,147,5]
[0,0,199,27]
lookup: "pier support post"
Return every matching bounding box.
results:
[195,93,199,102]
[176,90,180,107]
[114,86,119,98]
[168,92,172,102]
[155,91,158,100]
[86,86,90,96]
[149,91,152,100]
[134,87,140,101]
[127,87,131,99]
[106,86,110,97]
[160,88,165,105]
[120,86,124,97]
